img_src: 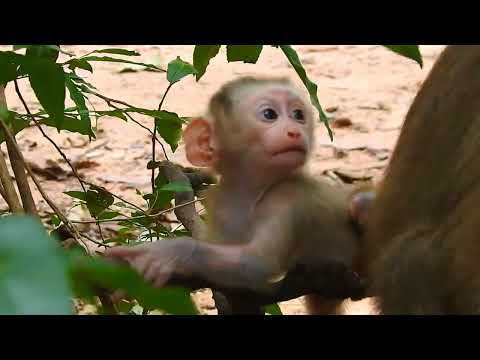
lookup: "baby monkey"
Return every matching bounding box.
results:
[106,77,371,314]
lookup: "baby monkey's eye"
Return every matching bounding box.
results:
[262,108,278,122]
[292,109,305,122]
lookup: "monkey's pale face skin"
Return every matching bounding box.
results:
[232,84,314,173]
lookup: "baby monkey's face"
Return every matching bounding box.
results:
[232,84,314,173]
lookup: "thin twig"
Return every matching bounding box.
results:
[70,197,205,224]
[79,232,111,248]
[152,83,173,193]
[90,91,136,109]
[80,179,146,215]
[97,222,105,243]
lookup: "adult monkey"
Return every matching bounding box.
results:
[106,76,369,314]
[366,45,480,314]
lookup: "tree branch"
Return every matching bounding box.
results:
[0,86,23,213]
[1,84,37,214]
[0,179,7,200]
[158,161,208,240]
[0,147,23,213]
[5,135,37,214]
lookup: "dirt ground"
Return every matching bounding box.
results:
[0,45,446,314]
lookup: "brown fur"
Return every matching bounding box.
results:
[366,45,480,314]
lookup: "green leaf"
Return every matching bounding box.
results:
[0,110,29,144]
[50,214,61,227]
[383,45,423,68]
[0,215,73,314]
[112,106,183,121]
[154,171,168,188]
[119,215,152,229]
[226,45,263,63]
[0,52,19,85]
[41,115,95,137]
[96,110,127,121]
[23,57,66,128]
[13,45,29,51]
[25,45,60,62]
[193,45,221,81]
[97,211,121,220]
[116,300,135,314]
[155,110,184,152]
[114,202,128,208]
[166,57,197,84]
[159,181,192,193]
[68,59,93,73]
[144,173,175,212]
[69,74,97,90]
[65,76,93,137]
[124,107,159,117]
[80,56,163,72]
[265,303,283,315]
[86,188,114,218]
[117,64,146,73]
[19,45,73,57]
[89,48,140,57]
[67,249,197,314]
[144,191,175,213]
[64,191,87,201]
[278,45,332,140]
[0,107,11,123]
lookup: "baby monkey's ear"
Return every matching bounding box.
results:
[183,118,218,168]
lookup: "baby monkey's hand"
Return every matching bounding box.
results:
[105,238,197,288]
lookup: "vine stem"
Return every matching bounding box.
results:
[151,82,174,193]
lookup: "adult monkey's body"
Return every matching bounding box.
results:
[107,77,367,314]
[366,45,480,314]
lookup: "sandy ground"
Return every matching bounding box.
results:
[0,45,446,314]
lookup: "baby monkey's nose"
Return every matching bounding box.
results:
[287,130,301,139]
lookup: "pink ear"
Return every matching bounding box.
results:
[183,118,217,168]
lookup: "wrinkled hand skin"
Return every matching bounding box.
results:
[105,238,196,288]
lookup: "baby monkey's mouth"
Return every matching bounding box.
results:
[272,144,307,156]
